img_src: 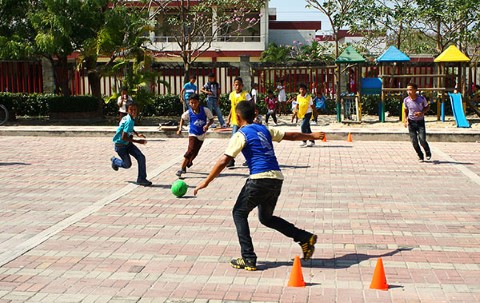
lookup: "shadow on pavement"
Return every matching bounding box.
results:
[0,162,31,166]
[279,165,310,169]
[259,248,413,270]
[432,160,473,165]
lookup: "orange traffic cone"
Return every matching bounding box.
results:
[370,258,389,291]
[347,133,353,142]
[322,134,327,142]
[288,256,306,287]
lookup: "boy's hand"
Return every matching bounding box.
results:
[137,139,147,145]
[138,133,146,139]
[312,132,326,140]
[194,181,208,196]
[176,129,182,135]
[203,125,209,132]
[414,111,422,117]
[404,120,408,128]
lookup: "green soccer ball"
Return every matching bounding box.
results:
[171,180,188,197]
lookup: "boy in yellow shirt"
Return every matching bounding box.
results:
[296,83,316,147]
[226,77,251,168]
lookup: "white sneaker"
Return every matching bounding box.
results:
[299,142,307,147]
[210,123,217,129]
[311,121,317,125]
[307,141,315,147]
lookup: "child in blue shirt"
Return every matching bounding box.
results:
[194,101,325,271]
[180,75,197,110]
[313,91,327,123]
[111,104,152,186]
[176,94,214,178]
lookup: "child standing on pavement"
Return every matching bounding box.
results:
[176,94,214,178]
[180,75,197,111]
[403,82,432,162]
[201,73,225,128]
[287,95,298,124]
[264,90,278,125]
[296,83,316,147]
[111,104,152,186]
[226,77,251,168]
[194,101,325,271]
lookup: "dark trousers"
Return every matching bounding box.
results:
[232,178,312,261]
[184,136,204,168]
[301,112,314,143]
[113,143,147,182]
[265,111,277,124]
[408,119,431,159]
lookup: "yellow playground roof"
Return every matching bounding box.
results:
[434,45,470,62]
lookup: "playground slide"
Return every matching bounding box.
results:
[448,93,470,128]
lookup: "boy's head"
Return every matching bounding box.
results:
[407,83,418,97]
[234,77,244,93]
[235,101,255,125]
[207,73,216,82]
[120,86,128,96]
[188,94,200,110]
[189,75,197,83]
[127,103,138,118]
[267,89,274,97]
[252,83,258,89]
[298,83,307,95]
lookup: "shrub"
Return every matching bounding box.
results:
[48,96,99,113]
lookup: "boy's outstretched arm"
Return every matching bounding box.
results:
[194,154,233,195]
[283,132,325,141]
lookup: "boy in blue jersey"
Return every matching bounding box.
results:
[176,94,214,178]
[194,101,325,271]
[111,104,152,186]
[180,75,197,111]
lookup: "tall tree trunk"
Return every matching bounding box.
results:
[396,21,403,49]
[436,19,442,53]
[56,55,70,97]
[85,56,103,117]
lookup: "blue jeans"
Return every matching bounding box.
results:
[233,178,312,261]
[207,98,225,126]
[113,143,147,182]
[408,119,431,159]
[301,112,314,143]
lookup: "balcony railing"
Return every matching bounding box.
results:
[153,35,261,43]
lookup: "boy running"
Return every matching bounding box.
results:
[194,101,325,271]
[111,104,152,186]
[176,94,214,177]
[403,82,432,161]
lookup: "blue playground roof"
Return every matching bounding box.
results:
[376,46,410,62]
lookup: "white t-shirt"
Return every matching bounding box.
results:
[251,89,257,103]
[117,95,133,113]
[277,85,286,102]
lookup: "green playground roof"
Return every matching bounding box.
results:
[335,46,366,63]
[434,45,470,62]
[375,46,410,62]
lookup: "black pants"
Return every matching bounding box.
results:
[232,178,312,262]
[265,111,277,124]
[301,112,314,143]
[408,119,431,159]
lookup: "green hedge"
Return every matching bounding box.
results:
[48,96,99,113]
[0,93,50,117]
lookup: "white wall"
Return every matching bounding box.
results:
[269,29,316,46]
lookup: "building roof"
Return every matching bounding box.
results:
[269,21,321,31]
[376,46,410,62]
[434,45,470,63]
[335,46,366,63]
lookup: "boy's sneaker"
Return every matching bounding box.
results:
[311,121,317,125]
[110,157,118,171]
[299,142,307,147]
[307,141,315,147]
[176,169,186,177]
[210,123,217,129]
[226,159,235,169]
[299,234,317,261]
[418,157,424,162]
[137,179,152,186]
[426,152,432,160]
[230,258,257,271]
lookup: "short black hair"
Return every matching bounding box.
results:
[235,101,255,123]
[189,75,197,80]
[189,93,200,101]
[208,73,215,78]
[234,77,243,84]
[298,83,307,90]
[267,89,274,94]
[407,82,418,90]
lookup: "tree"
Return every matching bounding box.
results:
[147,0,267,81]
[260,43,291,63]
[0,0,35,59]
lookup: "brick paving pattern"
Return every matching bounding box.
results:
[0,135,479,302]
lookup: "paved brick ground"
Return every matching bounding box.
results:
[0,135,479,303]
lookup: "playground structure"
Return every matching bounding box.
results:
[334,46,366,122]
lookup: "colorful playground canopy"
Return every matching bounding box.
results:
[375,46,410,62]
[335,46,366,63]
[434,45,470,63]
